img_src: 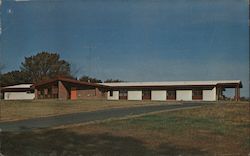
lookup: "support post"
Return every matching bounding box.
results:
[216,86,220,101]
[35,89,38,99]
[235,84,240,101]
[236,84,240,101]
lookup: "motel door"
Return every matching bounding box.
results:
[71,87,77,100]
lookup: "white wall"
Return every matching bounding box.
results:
[176,90,192,101]
[151,90,166,101]
[203,87,216,101]
[4,92,35,100]
[127,91,142,100]
[107,91,119,100]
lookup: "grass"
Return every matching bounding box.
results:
[1,101,249,155]
[0,99,173,122]
[96,102,250,155]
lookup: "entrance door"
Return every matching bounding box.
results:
[71,88,77,100]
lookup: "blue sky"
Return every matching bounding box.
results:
[0,0,249,97]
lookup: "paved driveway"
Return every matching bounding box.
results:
[0,103,205,132]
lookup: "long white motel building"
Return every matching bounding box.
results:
[1,78,242,101]
[102,80,242,101]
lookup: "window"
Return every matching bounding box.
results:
[142,90,151,96]
[110,90,113,97]
[119,90,127,97]
[143,90,151,99]
[167,90,176,97]
[192,89,202,96]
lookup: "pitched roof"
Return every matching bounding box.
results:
[33,77,106,88]
[2,84,33,89]
[1,84,34,92]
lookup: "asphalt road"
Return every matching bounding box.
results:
[0,103,205,132]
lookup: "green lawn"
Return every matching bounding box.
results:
[1,102,249,156]
[0,99,172,122]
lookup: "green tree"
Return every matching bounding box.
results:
[0,70,31,87]
[20,52,72,83]
[0,63,4,75]
[104,79,124,83]
[79,75,102,83]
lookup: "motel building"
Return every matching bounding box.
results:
[31,77,242,101]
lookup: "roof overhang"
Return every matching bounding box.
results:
[101,80,243,89]
[32,77,108,89]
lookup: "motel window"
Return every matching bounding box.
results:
[167,91,176,97]
[142,90,151,96]
[110,90,113,97]
[119,90,127,97]
[192,89,202,96]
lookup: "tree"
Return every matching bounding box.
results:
[0,70,31,87]
[0,63,4,75]
[104,79,124,83]
[79,75,102,83]
[20,52,72,83]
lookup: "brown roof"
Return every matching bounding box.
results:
[32,77,107,88]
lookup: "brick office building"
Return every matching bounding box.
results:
[32,77,108,100]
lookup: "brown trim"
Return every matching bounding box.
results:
[217,83,242,88]
[192,96,202,100]
[119,96,127,100]
[167,96,176,100]
[1,88,34,92]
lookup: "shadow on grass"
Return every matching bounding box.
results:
[1,130,209,156]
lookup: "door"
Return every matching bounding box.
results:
[71,88,77,100]
[142,90,151,100]
[167,90,176,100]
[119,90,127,100]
